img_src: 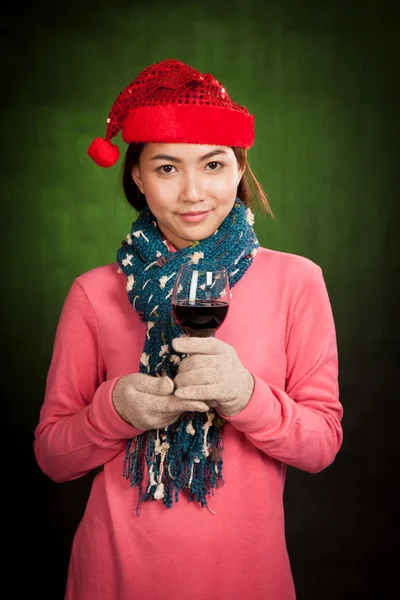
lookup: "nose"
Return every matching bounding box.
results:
[179,172,206,204]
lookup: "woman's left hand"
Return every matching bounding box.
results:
[172,336,254,417]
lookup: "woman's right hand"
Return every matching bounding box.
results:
[112,373,209,431]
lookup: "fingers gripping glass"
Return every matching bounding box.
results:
[172,265,230,337]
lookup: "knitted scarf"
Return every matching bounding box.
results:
[116,198,259,513]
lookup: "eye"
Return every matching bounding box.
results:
[206,161,224,171]
[157,165,176,174]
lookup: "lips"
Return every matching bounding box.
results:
[179,210,209,216]
[178,210,210,223]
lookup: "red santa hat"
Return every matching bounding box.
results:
[87,59,255,168]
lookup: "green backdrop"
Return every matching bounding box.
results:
[2,1,398,598]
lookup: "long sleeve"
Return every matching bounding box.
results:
[34,280,143,483]
[226,265,343,473]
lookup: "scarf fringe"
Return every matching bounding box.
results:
[123,410,225,515]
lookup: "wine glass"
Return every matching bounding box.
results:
[172,264,230,337]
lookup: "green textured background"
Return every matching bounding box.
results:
[2,1,398,598]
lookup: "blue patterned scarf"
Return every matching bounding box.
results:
[117,198,259,513]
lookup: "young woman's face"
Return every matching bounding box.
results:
[131,143,244,250]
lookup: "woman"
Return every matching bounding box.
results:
[34,58,343,600]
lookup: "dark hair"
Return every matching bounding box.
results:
[121,143,274,216]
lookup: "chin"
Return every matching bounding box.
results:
[182,226,216,240]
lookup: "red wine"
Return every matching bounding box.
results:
[173,300,229,337]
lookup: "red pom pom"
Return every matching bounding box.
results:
[87,138,120,168]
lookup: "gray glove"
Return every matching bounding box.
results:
[173,337,255,417]
[112,372,209,431]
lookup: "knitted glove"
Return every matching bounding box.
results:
[172,337,255,417]
[112,373,209,431]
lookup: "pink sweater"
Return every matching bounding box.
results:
[34,247,343,600]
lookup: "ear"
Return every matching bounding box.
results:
[237,165,245,186]
[131,165,144,194]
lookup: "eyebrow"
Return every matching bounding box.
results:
[150,148,229,163]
